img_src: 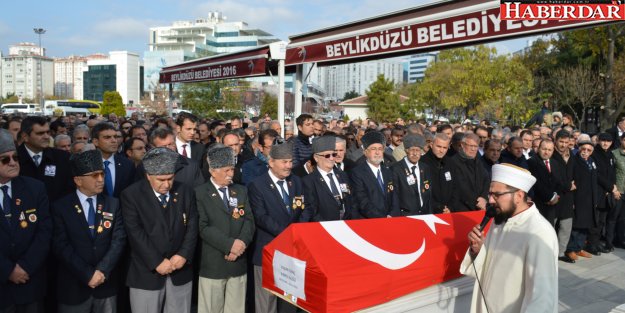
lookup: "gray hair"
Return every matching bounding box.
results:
[258,122,271,131]
[72,125,90,141]
[54,134,71,145]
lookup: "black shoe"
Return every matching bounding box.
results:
[603,245,614,253]
[559,255,576,263]
[586,247,602,256]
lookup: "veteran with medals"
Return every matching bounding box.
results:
[248,143,305,313]
[350,131,400,218]
[195,145,254,313]
[0,129,52,313]
[391,134,432,216]
[51,150,127,313]
[302,136,354,221]
[121,148,198,313]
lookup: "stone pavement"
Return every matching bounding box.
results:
[558,247,625,313]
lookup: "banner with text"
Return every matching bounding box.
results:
[159,58,267,84]
[286,4,610,65]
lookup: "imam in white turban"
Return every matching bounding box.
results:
[491,163,537,193]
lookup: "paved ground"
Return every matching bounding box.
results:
[558,247,625,313]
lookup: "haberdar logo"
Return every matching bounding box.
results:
[320,215,449,270]
[500,0,625,20]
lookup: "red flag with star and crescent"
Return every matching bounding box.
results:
[262,211,488,312]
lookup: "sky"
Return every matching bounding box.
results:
[0,0,533,59]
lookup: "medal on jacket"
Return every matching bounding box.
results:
[19,212,27,229]
[232,208,241,219]
[292,196,305,210]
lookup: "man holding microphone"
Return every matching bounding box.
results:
[460,163,558,313]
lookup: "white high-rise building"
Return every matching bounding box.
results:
[144,11,280,91]
[407,53,438,83]
[83,51,142,105]
[322,60,404,100]
[53,54,107,100]
[1,43,53,100]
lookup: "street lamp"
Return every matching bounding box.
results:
[33,28,46,111]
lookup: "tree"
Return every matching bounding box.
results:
[343,90,360,101]
[550,25,625,127]
[416,45,534,124]
[365,74,401,122]
[179,80,250,118]
[549,64,602,130]
[101,91,126,117]
[260,93,278,119]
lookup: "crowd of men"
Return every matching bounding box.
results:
[1,110,625,313]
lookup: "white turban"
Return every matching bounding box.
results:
[491,163,537,193]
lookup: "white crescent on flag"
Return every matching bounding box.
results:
[320,215,448,270]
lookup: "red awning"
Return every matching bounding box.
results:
[286,0,615,66]
[159,45,271,84]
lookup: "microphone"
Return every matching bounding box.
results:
[479,204,497,231]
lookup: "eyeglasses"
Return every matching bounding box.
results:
[0,154,18,165]
[81,171,105,179]
[488,190,516,200]
[317,153,338,159]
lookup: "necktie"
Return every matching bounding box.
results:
[86,198,95,237]
[545,159,551,173]
[277,180,291,213]
[218,187,229,209]
[412,165,423,207]
[159,194,168,208]
[376,169,384,192]
[327,173,341,203]
[182,144,188,158]
[104,160,113,196]
[32,155,41,167]
[1,185,11,221]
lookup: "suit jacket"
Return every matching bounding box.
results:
[349,162,400,218]
[17,144,73,202]
[121,180,198,290]
[0,176,52,308]
[302,168,354,222]
[448,153,489,212]
[551,150,575,219]
[241,157,268,186]
[195,183,255,279]
[135,155,205,188]
[52,193,126,304]
[111,154,136,198]
[592,145,616,209]
[188,140,205,165]
[391,158,432,216]
[421,150,455,213]
[248,172,306,265]
[527,155,568,216]
[334,158,356,173]
[572,155,601,229]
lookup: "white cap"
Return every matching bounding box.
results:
[491,163,537,193]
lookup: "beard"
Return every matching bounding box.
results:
[494,198,516,225]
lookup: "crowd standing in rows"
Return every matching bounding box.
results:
[0,110,624,313]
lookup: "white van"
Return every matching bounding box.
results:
[1,103,42,114]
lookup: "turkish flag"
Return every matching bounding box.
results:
[262,211,489,312]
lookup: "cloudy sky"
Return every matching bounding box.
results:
[0,0,532,58]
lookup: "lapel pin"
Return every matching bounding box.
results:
[15,199,21,206]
